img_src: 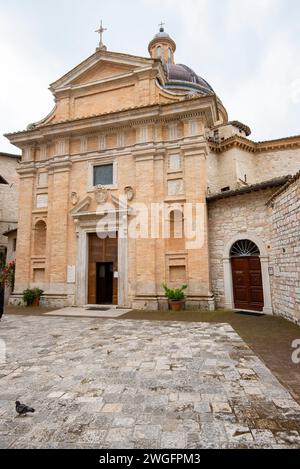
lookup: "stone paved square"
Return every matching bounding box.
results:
[0,315,300,448]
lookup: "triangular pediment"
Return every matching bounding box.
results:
[71,61,136,86]
[70,196,92,216]
[50,50,156,92]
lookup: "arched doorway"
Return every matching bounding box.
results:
[230,239,264,311]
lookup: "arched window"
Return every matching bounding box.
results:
[34,220,47,256]
[156,46,162,58]
[167,48,172,63]
[168,210,185,251]
[230,239,260,257]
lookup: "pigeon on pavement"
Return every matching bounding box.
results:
[15,401,35,416]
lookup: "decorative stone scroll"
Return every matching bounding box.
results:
[95,185,109,204]
[124,186,135,201]
[70,192,79,206]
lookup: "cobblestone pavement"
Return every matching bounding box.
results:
[0,315,300,449]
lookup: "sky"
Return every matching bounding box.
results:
[0,0,300,154]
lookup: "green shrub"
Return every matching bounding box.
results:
[162,284,187,301]
[32,288,44,299]
[22,288,44,306]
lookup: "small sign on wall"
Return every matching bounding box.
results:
[36,194,48,209]
[114,271,119,279]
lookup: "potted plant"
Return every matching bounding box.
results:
[22,288,44,307]
[23,289,36,307]
[162,284,187,311]
[32,288,44,307]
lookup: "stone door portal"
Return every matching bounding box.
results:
[230,240,264,312]
[88,233,118,305]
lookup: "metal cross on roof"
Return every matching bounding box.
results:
[159,21,165,32]
[95,20,107,51]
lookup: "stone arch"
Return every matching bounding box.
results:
[166,208,185,251]
[224,232,268,259]
[222,232,272,315]
[34,220,47,256]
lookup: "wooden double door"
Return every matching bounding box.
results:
[88,233,118,305]
[231,256,264,311]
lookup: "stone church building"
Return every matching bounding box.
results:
[5,27,300,323]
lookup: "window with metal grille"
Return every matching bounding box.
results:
[230,239,260,257]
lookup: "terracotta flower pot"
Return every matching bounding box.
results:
[33,297,40,307]
[169,300,184,311]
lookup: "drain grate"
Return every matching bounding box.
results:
[86,307,110,312]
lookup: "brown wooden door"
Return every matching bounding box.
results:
[88,233,118,305]
[231,256,264,311]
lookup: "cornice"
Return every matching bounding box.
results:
[181,138,208,157]
[0,151,21,159]
[6,96,217,146]
[48,159,72,173]
[132,145,162,161]
[257,135,300,153]
[209,134,300,154]
[266,170,300,206]
[17,163,37,177]
[208,135,256,153]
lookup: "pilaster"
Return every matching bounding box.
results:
[14,165,36,292]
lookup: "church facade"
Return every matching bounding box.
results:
[5,27,300,322]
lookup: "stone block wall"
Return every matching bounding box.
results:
[0,154,19,259]
[268,175,300,325]
[207,145,300,197]
[207,148,257,196]
[208,189,275,308]
[255,148,300,183]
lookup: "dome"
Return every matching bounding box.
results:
[164,63,214,96]
[154,30,172,40]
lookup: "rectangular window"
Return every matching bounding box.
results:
[93,164,113,186]
[0,175,8,184]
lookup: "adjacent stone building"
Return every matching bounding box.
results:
[267,173,300,324]
[0,152,19,265]
[4,27,300,321]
